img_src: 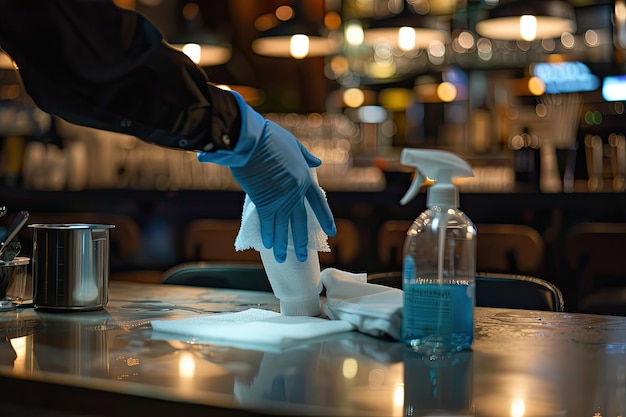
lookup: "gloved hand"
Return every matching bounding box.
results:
[197,90,336,263]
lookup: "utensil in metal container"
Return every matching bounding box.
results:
[0,210,29,259]
[0,241,21,262]
[29,223,115,312]
[0,256,30,305]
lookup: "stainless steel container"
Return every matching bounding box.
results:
[29,223,115,311]
[0,256,30,303]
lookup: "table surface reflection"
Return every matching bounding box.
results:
[0,281,625,417]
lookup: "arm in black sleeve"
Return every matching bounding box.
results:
[0,0,240,152]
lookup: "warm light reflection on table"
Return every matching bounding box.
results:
[0,281,625,416]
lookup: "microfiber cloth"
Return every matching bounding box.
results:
[150,308,355,352]
[321,268,403,341]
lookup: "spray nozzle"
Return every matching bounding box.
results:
[399,148,474,208]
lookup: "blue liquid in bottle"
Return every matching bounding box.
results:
[401,208,476,358]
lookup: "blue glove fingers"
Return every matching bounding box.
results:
[298,141,322,168]
[258,210,275,251]
[290,204,309,262]
[273,209,290,263]
[306,185,337,237]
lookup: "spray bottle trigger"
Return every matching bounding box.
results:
[400,172,425,205]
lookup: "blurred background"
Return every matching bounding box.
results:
[1,0,626,312]
[0,0,622,193]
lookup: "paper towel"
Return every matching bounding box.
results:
[150,308,355,352]
[321,268,403,340]
[234,187,330,253]
[234,171,330,316]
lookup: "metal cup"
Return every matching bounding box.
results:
[29,223,115,312]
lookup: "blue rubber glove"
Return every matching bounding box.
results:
[198,91,336,263]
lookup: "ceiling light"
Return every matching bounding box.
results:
[169,37,231,66]
[251,3,336,58]
[475,0,576,41]
[363,2,449,51]
[168,2,231,66]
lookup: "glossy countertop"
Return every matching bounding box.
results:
[0,281,625,417]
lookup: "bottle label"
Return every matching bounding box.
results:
[404,284,453,333]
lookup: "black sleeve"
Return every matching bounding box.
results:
[0,0,240,152]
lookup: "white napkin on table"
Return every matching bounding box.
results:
[321,268,403,341]
[150,308,355,352]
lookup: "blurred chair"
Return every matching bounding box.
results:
[184,218,359,267]
[564,222,626,314]
[183,219,261,263]
[477,273,564,312]
[377,220,545,276]
[162,262,272,292]
[368,271,564,312]
[475,223,545,276]
[377,220,410,268]
[319,218,359,268]
[162,264,564,312]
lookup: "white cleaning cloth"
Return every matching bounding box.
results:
[234,172,330,316]
[150,308,354,352]
[321,268,403,341]
[234,194,330,253]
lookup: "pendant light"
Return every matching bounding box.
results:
[475,0,576,41]
[168,2,231,66]
[169,34,231,66]
[363,1,449,51]
[251,1,336,59]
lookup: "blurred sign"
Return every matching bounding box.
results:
[602,75,626,101]
[532,61,600,94]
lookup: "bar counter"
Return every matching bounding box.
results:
[0,281,624,416]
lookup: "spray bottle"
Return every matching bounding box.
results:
[399,148,476,357]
